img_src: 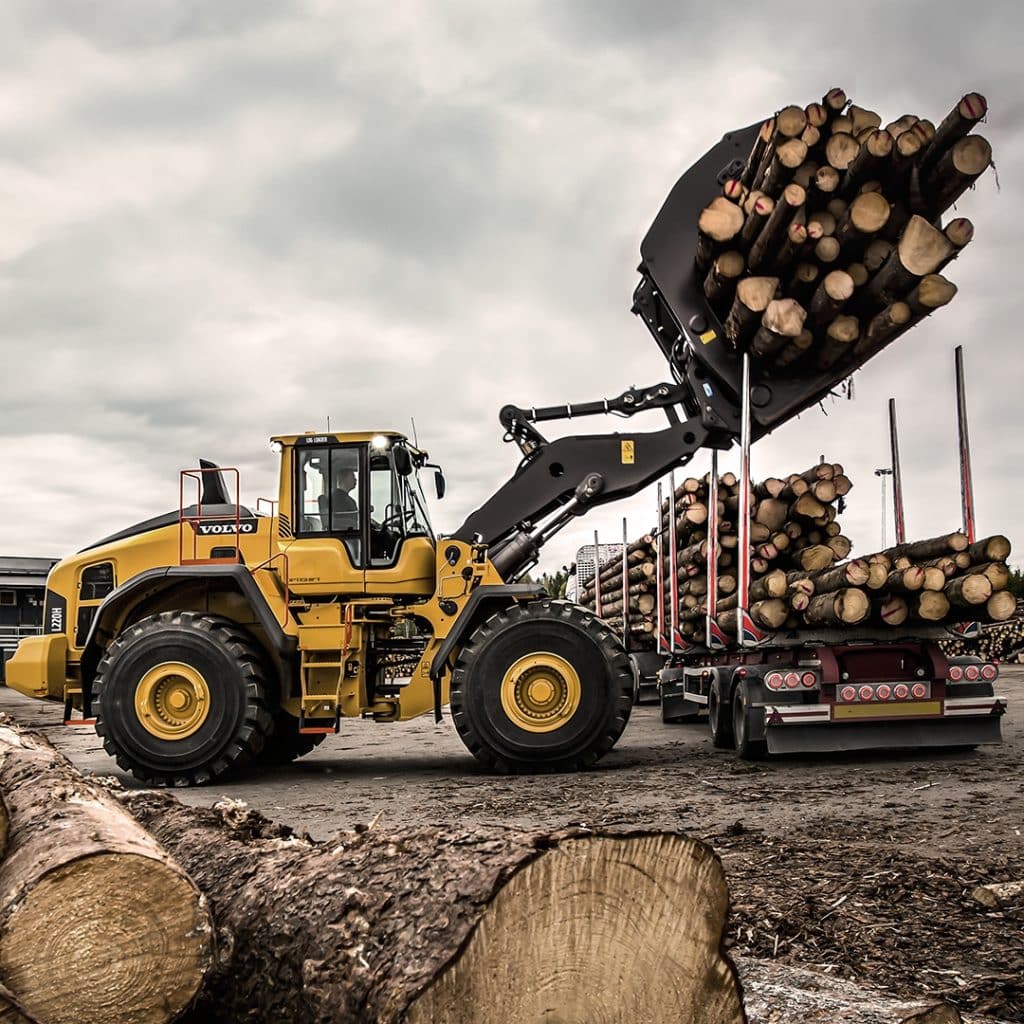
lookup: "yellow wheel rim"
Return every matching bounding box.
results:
[500,652,582,734]
[134,662,211,741]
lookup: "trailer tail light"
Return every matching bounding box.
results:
[911,683,928,699]
[784,672,800,689]
[981,663,998,681]
[964,664,980,681]
[859,685,874,701]
[876,684,892,700]
[765,672,784,690]
[894,683,909,699]
[948,665,964,682]
[801,672,817,688]
[841,685,857,702]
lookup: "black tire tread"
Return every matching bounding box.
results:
[449,599,633,774]
[94,611,273,787]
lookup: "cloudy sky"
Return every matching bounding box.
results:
[1,0,1021,579]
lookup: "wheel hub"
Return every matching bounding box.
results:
[500,653,582,734]
[134,662,211,741]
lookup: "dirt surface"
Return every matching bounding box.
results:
[2,670,1022,1019]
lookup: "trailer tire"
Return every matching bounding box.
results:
[450,600,633,774]
[94,612,273,786]
[732,681,767,761]
[708,687,733,749]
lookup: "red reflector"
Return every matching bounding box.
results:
[841,685,857,702]
[801,672,816,688]
[784,672,800,689]
[859,685,874,701]
[948,665,963,682]
[876,684,892,700]
[911,683,927,699]
[981,664,998,681]
[894,683,910,699]
[964,664,980,681]
[765,672,784,690]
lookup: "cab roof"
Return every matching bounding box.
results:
[271,430,409,446]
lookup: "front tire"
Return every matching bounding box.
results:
[449,601,633,773]
[94,612,273,786]
[262,710,327,764]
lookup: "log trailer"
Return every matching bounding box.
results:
[5,120,1004,784]
[632,351,1006,757]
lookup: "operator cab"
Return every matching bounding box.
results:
[277,431,442,574]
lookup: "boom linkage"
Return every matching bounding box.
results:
[455,375,737,580]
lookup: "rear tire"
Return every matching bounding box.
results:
[708,687,733,749]
[732,681,767,760]
[449,601,633,773]
[94,612,273,786]
[262,711,327,764]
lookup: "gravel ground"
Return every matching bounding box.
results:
[2,668,1021,1018]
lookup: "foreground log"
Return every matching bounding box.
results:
[0,719,212,1024]
[805,588,870,626]
[737,957,965,1024]
[128,796,745,1024]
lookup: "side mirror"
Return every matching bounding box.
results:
[434,470,446,500]
[393,446,413,476]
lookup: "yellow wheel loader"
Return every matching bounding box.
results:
[5,122,943,783]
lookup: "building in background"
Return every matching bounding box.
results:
[0,557,57,679]
[572,543,622,599]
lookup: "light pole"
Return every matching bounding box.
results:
[874,468,893,548]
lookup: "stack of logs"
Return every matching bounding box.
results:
[579,462,1016,646]
[697,90,992,372]
[941,600,1024,662]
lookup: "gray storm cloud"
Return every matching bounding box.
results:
[0,0,1020,572]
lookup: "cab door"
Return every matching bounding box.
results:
[284,444,365,595]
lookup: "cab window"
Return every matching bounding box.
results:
[295,446,362,564]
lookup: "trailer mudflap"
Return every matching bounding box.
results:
[766,714,1003,755]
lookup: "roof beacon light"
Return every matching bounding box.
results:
[371,434,391,451]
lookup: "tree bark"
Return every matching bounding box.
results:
[126,796,745,1024]
[816,314,859,370]
[704,250,746,309]
[842,129,894,196]
[945,573,993,607]
[924,134,992,215]
[862,216,954,310]
[880,533,969,561]
[852,302,912,359]
[696,197,746,272]
[809,270,855,325]
[967,535,1011,562]
[921,92,987,172]
[725,277,779,347]
[750,298,807,358]
[804,588,870,626]
[749,184,805,271]
[905,274,957,318]
[0,719,212,1024]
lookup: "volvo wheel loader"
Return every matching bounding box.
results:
[6,122,944,784]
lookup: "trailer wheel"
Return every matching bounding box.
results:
[94,612,273,786]
[732,681,767,761]
[708,687,733,748]
[450,600,633,773]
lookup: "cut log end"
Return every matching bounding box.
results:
[0,855,210,1024]
[406,834,744,1024]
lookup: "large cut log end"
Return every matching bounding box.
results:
[405,833,744,1024]
[0,854,211,1024]
[0,722,213,1024]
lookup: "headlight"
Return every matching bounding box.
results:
[370,434,390,450]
